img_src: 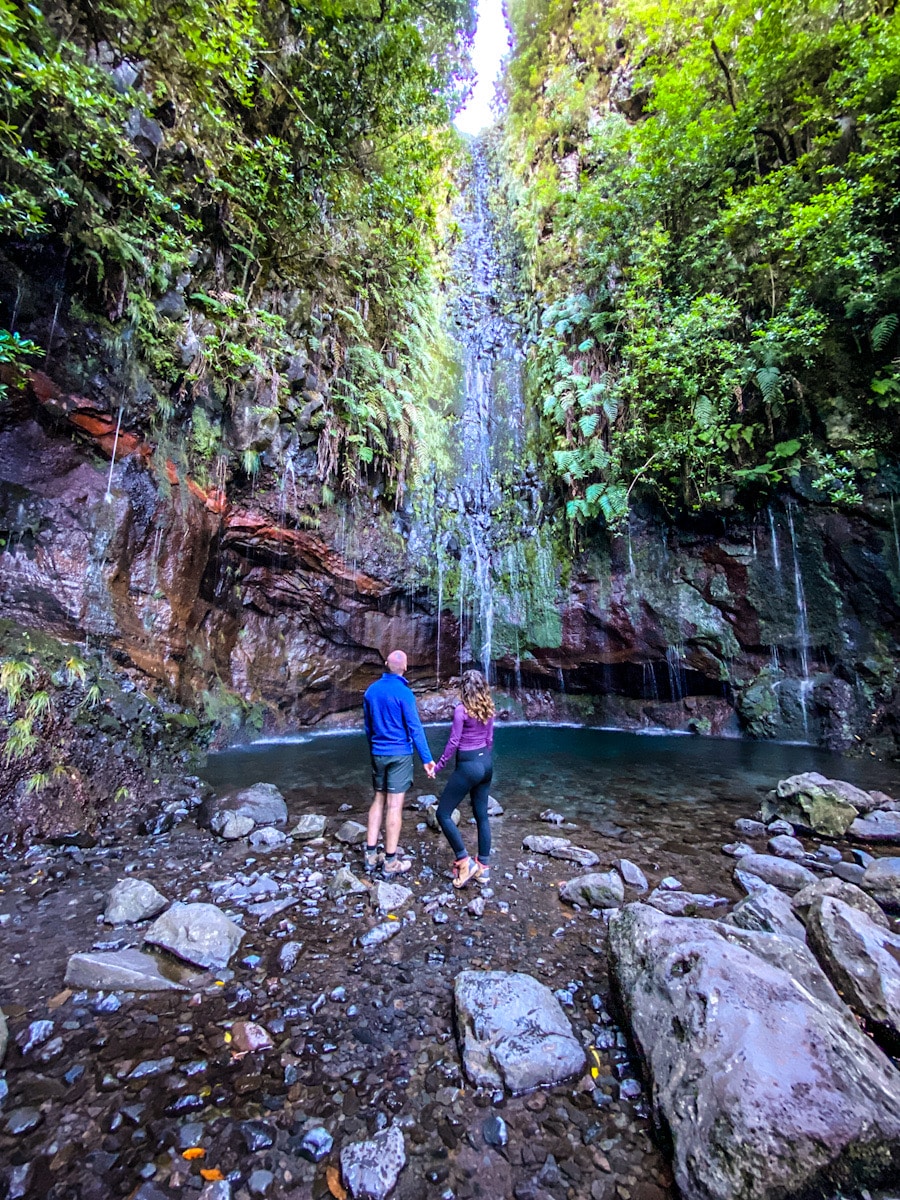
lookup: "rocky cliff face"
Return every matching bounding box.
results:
[2,370,899,757]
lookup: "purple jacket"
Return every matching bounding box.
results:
[435,703,494,772]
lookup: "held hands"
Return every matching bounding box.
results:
[424,761,437,779]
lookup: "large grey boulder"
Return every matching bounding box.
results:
[290,814,327,840]
[328,867,368,899]
[767,834,807,861]
[646,890,729,916]
[726,882,807,941]
[559,870,624,909]
[711,921,844,1010]
[792,877,890,930]
[104,879,169,924]
[144,902,244,969]
[209,811,254,840]
[335,820,368,846]
[608,902,900,1199]
[806,896,900,1044]
[201,783,287,837]
[861,857,900,911]
[454,970,586,1093]
[522,835,599,868]
[340,1124,406,1199]
[618,859,648,890]
[849,810,900,843]
[64,948,192,991]
[372,881,413,914]
[761,773,873,837]
[734,853,816,893]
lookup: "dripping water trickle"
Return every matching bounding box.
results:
[104,409,124,502]
[786,501,812,735]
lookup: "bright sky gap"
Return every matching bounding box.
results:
[454,0,510,135]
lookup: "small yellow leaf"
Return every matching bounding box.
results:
[183,1147,206,1160]
[326,1166,347,1199]
[200,1168,224,1182]
[591,1066,599,1079]
[223,1031,232,1043]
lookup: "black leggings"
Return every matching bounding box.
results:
[436,747,492,861]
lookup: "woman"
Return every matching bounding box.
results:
[431,669,495,888]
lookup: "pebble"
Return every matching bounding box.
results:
[296,1125,334,1162]
[241,1119,277,1152]
[3,1107,43,1135]
[17,1019,54,1055]
[483,1113,509,1146]
[658,877,682,891]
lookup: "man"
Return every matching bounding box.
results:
[363,649,435,876]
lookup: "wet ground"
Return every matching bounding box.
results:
[2,725,899,1199]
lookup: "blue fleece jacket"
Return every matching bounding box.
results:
[363,672,433,764]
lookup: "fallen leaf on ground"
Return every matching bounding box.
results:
[182,1147,205,1160]
[326,1165,347,1199]
[200,1168,224,1182]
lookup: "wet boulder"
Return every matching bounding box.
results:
[762,773,873,837]
[454,970,586,1093]
[645,889,729,916]
[522,835,599,869]
[806,895,900,1046]
[104,879,169,925]
[792,877,890,930]
[290,814,327,840]
[559,870,624,909]
[733,853,816,893]
[200,783,287,838]
[861,857,900,912]
[726,882,807,941]
[341,1123,406,1199]
[608,902,900,1200]
[329,867,368,899]
[372,880,413,914]
[849,810,900,843]
[144,902,244,970]
[64,948,191,991]
[767,834,807,862]
[618,859,648,890]
[335,820,368,845]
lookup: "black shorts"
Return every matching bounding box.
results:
[371,754,414,794]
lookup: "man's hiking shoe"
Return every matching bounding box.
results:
[452,856,480,889]
[474,859,491,885]
[363,847,383,875]
[382,854,412,877]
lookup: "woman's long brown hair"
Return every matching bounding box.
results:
[460,669,495,724]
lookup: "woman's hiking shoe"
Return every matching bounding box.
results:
[382,854,412,877]
[474,859,491,885]
[452,856,480,889]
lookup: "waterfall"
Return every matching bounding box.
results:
[438,137,530,680]
[665,644,687,702]
[768,505,781,577]
[891,494,900,577]
[785,501,812,735]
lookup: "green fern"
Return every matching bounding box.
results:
[872,314,899,352]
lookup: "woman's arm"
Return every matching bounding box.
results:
[435,705,465,772]
[485,714,494,750]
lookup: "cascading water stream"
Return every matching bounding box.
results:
[786,502,812,735]
[437,137,530,681]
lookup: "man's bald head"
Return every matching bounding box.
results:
[386,650,407,675]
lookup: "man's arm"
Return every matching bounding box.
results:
[363,694,373,745]
[401,687,434,767]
